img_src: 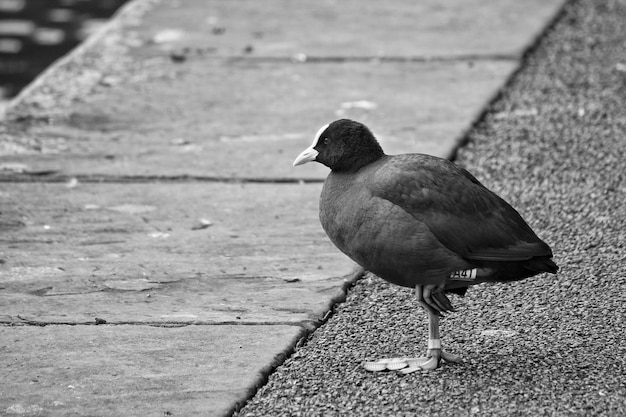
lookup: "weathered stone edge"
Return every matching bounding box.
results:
[3,0,161,122]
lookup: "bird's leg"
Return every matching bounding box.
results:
[397,310,462,374]
[362,284,461,374]
[407,285,462,371]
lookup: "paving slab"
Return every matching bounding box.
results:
[2,59,515,180]
[0,324,304,417]
[0,0,565,180]
[0,182,356,324]
[135,0,564,58]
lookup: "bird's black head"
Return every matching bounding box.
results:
[293,119,385,172]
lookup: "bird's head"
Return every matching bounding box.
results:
[293,119,385,172]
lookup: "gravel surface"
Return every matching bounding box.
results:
[237,0,626,415]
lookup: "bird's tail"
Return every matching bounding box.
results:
[524,256,559,274]
[473,255,559,284]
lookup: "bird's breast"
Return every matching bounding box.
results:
[319,175,468,288]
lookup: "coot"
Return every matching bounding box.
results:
[293,119,558,373]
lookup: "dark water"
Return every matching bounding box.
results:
[0,0,128,99]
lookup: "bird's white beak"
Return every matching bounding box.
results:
[293,123,329,167]
[293,146,319,166]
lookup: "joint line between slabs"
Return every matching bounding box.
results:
[0,174,324,184]
[0,319,318,328]
[222,53,519,64]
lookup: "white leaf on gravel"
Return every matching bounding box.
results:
[493,108,538,119]
[149,232,170,239]
[106,204,156,214]
[481,329,519,337]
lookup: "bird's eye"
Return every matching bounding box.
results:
[324,137,331,145]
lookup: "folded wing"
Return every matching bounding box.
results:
[371,155,553,263]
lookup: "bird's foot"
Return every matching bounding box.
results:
[363,349,461,374]
[397,349,462,374]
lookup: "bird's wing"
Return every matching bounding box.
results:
[370,155,553,262]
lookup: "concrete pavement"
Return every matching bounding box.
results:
[0,0,565,415]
